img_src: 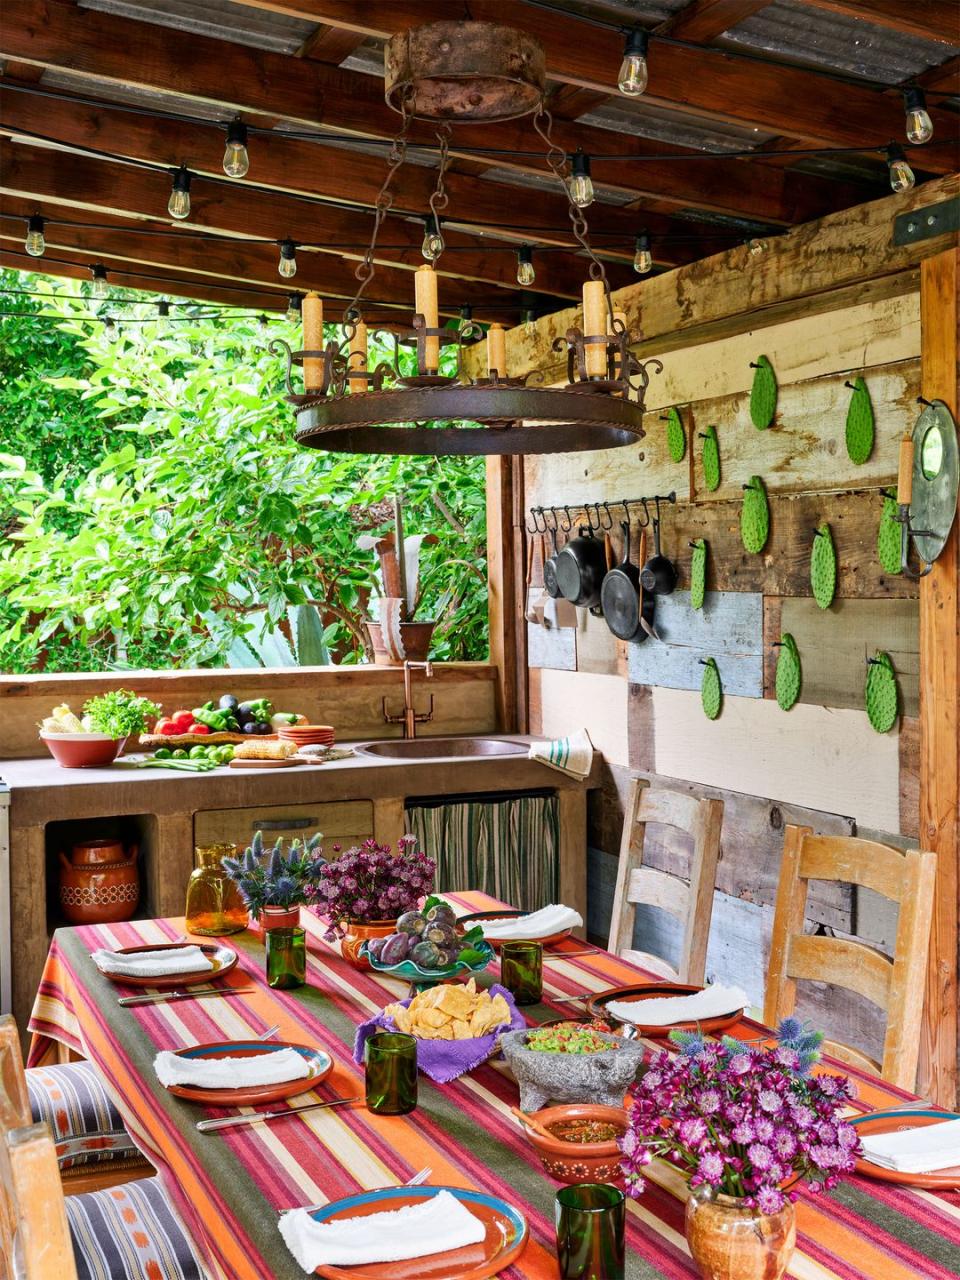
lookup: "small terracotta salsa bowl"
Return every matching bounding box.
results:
[519,1103,629,1185]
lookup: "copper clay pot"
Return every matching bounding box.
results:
[685,1188,796,1280]
[340,919,398,968]
[59,842,140,926]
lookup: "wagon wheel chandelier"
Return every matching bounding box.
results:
[273,19,661,456]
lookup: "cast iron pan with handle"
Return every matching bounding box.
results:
[640,509,678,595]
[555,524,607,608]
[601,522,657,642]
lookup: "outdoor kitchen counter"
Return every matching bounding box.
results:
[1,738,595,1034]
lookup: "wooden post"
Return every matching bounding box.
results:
[917,247,959,1107]
[485,456,524,733]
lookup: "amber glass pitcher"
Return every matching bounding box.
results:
[185,844,248,936]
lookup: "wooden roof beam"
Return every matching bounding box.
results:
[798,1,960,44]
[656,1,774,42]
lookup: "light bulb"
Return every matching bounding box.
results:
[103,315,117,336]
[567,150,594,209]
[285,294,301,324]
[421,214,444,262]
[516,245,535,286]
[25,213,45,258]
[633,232,652,275]
[168,165,192,220]
[223,119,250,177]
[886,143,915,193]
[278,239,298,279]
[91,264,108,299]
[618,28,649,97]
[903,88,933,145]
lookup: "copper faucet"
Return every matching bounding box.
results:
[382,660,435,739]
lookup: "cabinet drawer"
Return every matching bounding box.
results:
[194,801,373,856]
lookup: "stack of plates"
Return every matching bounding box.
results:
[278,723,336,749]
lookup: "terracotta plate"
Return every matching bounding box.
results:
[307,1186,528,1280]
[850,1110,960,1188]
[102,942,238,988]
[165,1040,333,1105]
[457,910,573,950]
[585,982,745,1037]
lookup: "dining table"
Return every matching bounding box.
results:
[28,890,960,1280]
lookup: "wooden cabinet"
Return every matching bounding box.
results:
[194,801,374,856]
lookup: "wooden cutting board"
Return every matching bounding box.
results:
[229,757,308,769]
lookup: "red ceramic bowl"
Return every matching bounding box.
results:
[520,1103,629,1184]
[41,733,126,768]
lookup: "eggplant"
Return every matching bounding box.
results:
[219,694,239,710]
[366,936,388,961]
[242,722,258,735]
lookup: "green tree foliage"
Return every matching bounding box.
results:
[0,270,488,672]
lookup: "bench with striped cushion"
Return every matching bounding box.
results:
[66,1177,205,1280]
[28,1060,143,1169]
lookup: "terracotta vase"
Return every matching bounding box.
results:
[261,904,302,932]
[685,1187,796,1280]
[58,841,140,926]
[339,918,398,968]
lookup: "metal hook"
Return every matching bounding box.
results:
[526,509,538,535]
[917,395,933,407]
[599,501,614,531]
[586,502,603,534]
[560,505,573,532]
[844,381,858,391]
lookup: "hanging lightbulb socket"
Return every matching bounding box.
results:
[223,119,250,177]
[567,149,595,209]
[24,213,45,258]
[421,213,445,262]
[90,262,109,299]
[886,142,916,194]
[168,164,192,220]
[157,300,170,318]
[285,293,302,323]
[633,231,652,275]
[902,87,934,145]
[278,238,298,279]
[516,244,536,286]
[618,27,649,97]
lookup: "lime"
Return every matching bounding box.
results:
[153,747,172,760]
[172,748,188,759]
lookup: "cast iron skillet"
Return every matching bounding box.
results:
[640,513,678,595]
[555,524,607,608]
[601,522,657,642]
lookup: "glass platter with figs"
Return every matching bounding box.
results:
[359,899,494,982]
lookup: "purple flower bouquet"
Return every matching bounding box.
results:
[311,835,436,940]
[354,984,526,1084]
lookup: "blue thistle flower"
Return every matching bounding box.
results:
[670,1029,708,1057]
[267,847,283,879]
[243,847,258,872]
[271,874,297,904]
[251,831,263,856]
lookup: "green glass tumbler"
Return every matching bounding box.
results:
[501,940,543,1005]
[555,1183,626,1280]
[265,926,306,990]
[365,1032,418,1116]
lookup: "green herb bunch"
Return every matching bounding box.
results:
[83,689,161,738]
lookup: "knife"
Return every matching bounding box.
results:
[197,1095,361,1132]
[118,986,255,1007]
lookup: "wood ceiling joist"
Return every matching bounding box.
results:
[797,1,960,44]
[917,54,960,95]
[295,23,367,64]
[656,1,774,42]
[228,0,958,168]
[0,0,888,225]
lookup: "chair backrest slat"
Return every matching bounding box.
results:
[0,1015,30,1132]
[627,867,690,922]
[798,834,909,900]
[787,934,893,1008]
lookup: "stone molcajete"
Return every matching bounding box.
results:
[498,1028,645,1111]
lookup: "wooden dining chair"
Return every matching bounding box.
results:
[765,826,937,1091]
[607,779,724,985]
[0,1014,206,1280]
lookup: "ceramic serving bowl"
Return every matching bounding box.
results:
[41,733,127,768]
[519,1103,629,1185]
[358,938,495,984]
[499,1027,646,1111]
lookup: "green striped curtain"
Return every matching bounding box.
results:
[405,794,559,912]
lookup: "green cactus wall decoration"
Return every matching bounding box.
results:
[810,523,837,609]
[740,476,770,554]
[690,539,707,610]
[749,355,777,429]
[865,651,899,734]
[663,406,686,463]
[775,633,802,711]
[845,376,875,465]
[877,490,903,576]
[701,426,721,492]
[701,658,723,720]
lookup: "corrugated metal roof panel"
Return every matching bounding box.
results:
[39,68,237,123]
[78,0,319,54]
[720,0,960,85]
[579,99,775,151]
[553,0,688,23]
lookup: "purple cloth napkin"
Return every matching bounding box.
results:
[353,984,527,1084]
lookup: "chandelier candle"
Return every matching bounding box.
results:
[487,323,507,378]
[582,280,607,378]
[302,292,324,392]
[415,265,440,373]
[348,319,368,395]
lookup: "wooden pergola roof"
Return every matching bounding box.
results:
[1,0,957,323]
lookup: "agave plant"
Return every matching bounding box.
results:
[221,830,325,921]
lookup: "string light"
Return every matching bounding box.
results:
[516,244,536,286]
[156,299,169,331]
[167,164,192,220]
[285,293,302,323]
[24,214,45,258]
[748,237,768,256]
[103,314,117,336]
[278,238,298,279]
[567,149,595,209]
[902,88,933,145]
[633,231,652,275]
[886,142,915,193]
[421,213,444,262]
[90,263,109,299]
[618,28,649,97]
[223,119,250,177]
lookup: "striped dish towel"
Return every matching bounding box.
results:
[528,728,594,779]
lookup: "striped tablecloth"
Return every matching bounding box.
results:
[29,891,960,1280]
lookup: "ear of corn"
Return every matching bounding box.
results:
[234,738,299,760]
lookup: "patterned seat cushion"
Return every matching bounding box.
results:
[66,1178,206,1280]
[28,1059,141,1168]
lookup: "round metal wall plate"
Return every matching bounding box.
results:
[911,399,959,565]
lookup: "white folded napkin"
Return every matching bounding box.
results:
[860,1117,960,1173]
[278,1189,486,1270]
[528,728,593,779]
[478,904,583,941]
[154,1046,312,1090]
[605,983,750,1027]
[92,945,213,978]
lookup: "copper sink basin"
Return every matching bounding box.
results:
[355,737,528,760]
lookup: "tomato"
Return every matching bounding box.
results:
[186,723,211,735]
[170,709,195,730]
[154,718,179,735]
